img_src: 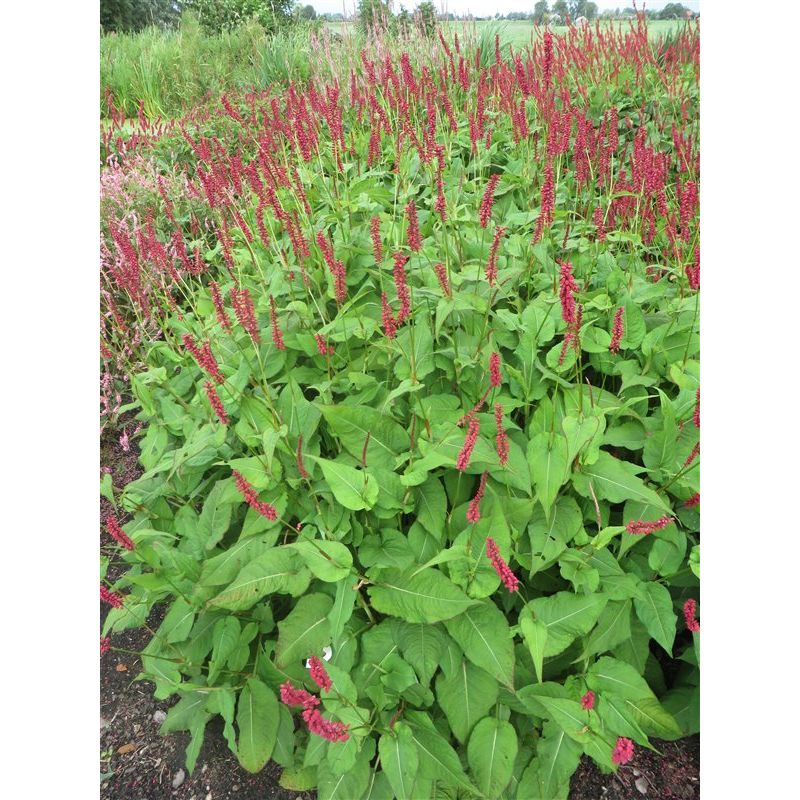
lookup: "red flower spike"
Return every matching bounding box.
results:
[693,388,700,428]
[434,263,451,297]
[100,637,111,656]
[485,537,520,593]
[205,381,228,425]
[559,262,579,324]
[405,200,422,252]
[100,585,124,609]
[302,708,350,743]
[315,334,333,356]
[625,516,673,535]
[105,513,134,551]
[683,598,700,633]
[581,691,596,711]
[269,295,285,351]
[489,352,502,388]
[308,656,332,692]
[494,404,509,466]
[684,492,700,508]
[486,226,506,287]
[610,307,625,354]
[612,737,635,766]
[393,252,411,323]
[466,472,488,523]
[456,415,480,472]
[279,681,319,709]
[479,174,501,228]
[232,469,277,520]
[683,442,700,467]
[370,215,383,263]
[381,293,397,339]
[209,281,232,332]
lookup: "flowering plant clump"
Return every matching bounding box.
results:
[101,16,699,799]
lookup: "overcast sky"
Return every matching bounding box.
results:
[312,0,700,17]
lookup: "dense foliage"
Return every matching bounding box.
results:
[101,16,700,799]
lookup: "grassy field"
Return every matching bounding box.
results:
[101,17,692,118]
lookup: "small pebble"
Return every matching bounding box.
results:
[153,710,167,724]
[635,776,649,794]
[172,769,186,789]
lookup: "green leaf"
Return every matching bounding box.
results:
[198,481,233,550]
[519,608,548,683]
[275,593,333,668]
[444,602,515,687]
[208,617,242,683]
[415,477,447,539]
[320,405,410,469]
[158,599,196,645]
[467,718,518,799]
[573,452,671,513]
[328,578,357,641]
[527,432,570,516]
[309,456,379,510]
[634,582,677,655]
[525,592,608,657]
[160,691,207,733]
[516,720,582,800]
[378,722,419,800]
[368,568,477,623]
[405,710,480,795]
[290,540,353,582]
[236,679,279,773]
[395,314,434,381]
[582,600,632,658]
[436,660,498,744]
[643,390,678,472]
[208,548,309,611]
[397,622,449,687]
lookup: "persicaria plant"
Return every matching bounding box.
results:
[101,15,700,800]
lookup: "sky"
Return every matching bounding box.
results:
[312,0,700,17]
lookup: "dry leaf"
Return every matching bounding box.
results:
[117,742,136,755]
[115,663,128,672]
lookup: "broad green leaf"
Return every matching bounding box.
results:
[444,602,515,687]
[378,722,419,800]
[525,592,608,657]
[415,477,447,539]
[198,481,233,550]
[467,718,518,799]
[518,607,548,683]
[405,710,480,795]
[516,720,581,800]
[275,593,333,668]
[290,540,353,582]
[562,409,606,466]
[368,568,477,623]
[158,598,196,645]
[572,452,671,513]
[309,456,379,510]
[398,622,449,687]
[320,405,410,469]
[208,616,241,683]
[642,391,678,472]
[582,600,632,658]
[160,691,207,733]
[436,660,498,744]
[316,742,372,800]
[527,432,570,516]
[328,578,357,641]
[208,548,310,611]
[586,656,655,701]
[236,678,279,773]
[634,582,677,655]
[395,314,434,381]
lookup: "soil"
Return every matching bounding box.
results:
[569,736,700,800]
[100,418,699,800]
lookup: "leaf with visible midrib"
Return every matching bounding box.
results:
[528,432,570,517]
[236,679,279,773]
[467,718,518,800]
[436,660,498,744]
[320,405,410,469]
[308,456,379,511]
[367,567,477,623]
[444,602,515,687]
[275,593,333,667]
[634,582,676,655]
[378,723,419,800]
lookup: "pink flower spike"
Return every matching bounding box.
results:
[456,415,480,472]
[100,585,124,609]
[683,598,700,632]
[612,737,635,766]
[485,537,519,593]
[609,307,625,354]
[105,513,134,551]
[625,516,673,535]
[489,352,502,388]
[302,708,350,742]
[466,472,488,523]
[581,690,595,711]
[279,681,319,709]
[100,637,111,656]
[232,470,277,520]
[494,403,509,466]
[308,656,332,692]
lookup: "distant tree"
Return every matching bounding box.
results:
[183,0,295,32]
[658,3,689,19]
[100,0,181,32]
[298,4,316,20]
[533,1,549,24]
[568,0,597,20]
[416,2,437,36]
[397,5,412,34]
